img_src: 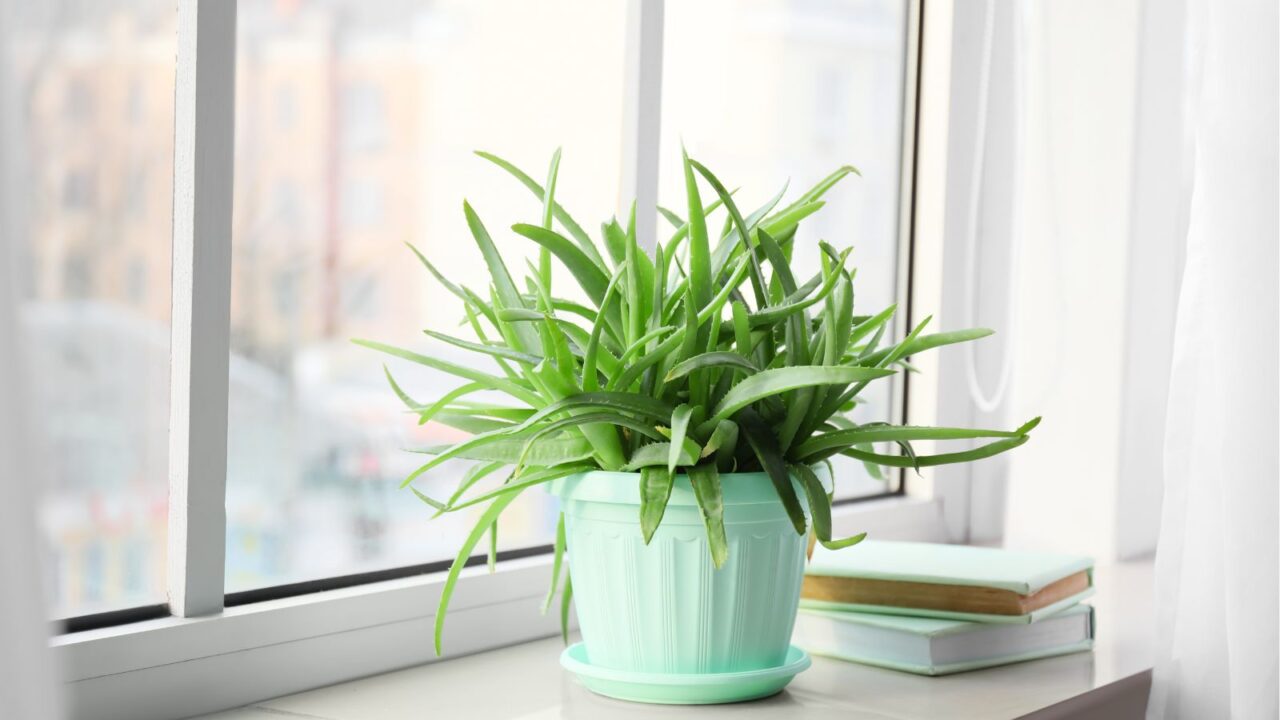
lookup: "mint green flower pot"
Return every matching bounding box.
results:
[550,468,822,683]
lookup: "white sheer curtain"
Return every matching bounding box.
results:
[0,214,62,718]
[1147,0,1279,717]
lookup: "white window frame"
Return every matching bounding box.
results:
[50,2,951,718]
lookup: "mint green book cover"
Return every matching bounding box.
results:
[794,604,1096,676]
[802,540,1094,624]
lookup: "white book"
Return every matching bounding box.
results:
[792,604,1094,676]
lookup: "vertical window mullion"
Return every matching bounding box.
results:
[167,0,237,618]
[620,0,665,252]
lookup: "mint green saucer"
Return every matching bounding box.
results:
[560,643,811,705]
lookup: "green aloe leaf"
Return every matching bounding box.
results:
[542,513,567,613]
[793,418,1040,460]
[668,404,695,475]
[623,440,700,471]
[353,339,543,407]
[712,366,895,422]
[666,351,760,382]
[435,488,525,655]
[511,223,611,303]
[682,149,713,310]
[861,327,995,367]
[464,201,538,352]
[474,150,606,268]
[513,411,665,473]
[639,466,675,544]
[382,364,421,409]
[841,435,1032,468]
[688,463,728,568]
[423,330,542,366]
[791,463,832,545]
[448,464,590,511]
[560,574,574,644]
[701,419,739,464]
[738,409,806,535]
[444,461,507,513]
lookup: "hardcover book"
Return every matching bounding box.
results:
[802,541,1094,623]
[792,603,1095,676]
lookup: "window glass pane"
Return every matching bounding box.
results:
[228,0,627,592]
[2,1,175,617]
[660,0,909,497]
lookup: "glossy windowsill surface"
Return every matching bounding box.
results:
[195,561,1154,720]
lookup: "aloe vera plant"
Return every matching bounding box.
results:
[357,149,1039,654]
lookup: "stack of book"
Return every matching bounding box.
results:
[792,540,1095,676]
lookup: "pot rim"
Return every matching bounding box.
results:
[549,465,833,508]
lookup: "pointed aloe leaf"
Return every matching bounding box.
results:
[542,513,567,613]
[840,435,1032,468]
[738,409,806,536]
[700,418,739,464]
[602,219,627,268]
[792,419,1040,461]
[747,251,849,328]
[657,205,684,229]
[511,223,611,303]
[474,150,606,268]
[791,463,835,545]
[668,404,694,475]
[584,261,629,391]
[444,461,506,512]
[435,488,525,655]
[539,148,562,287]
[410,485,447,512]
[353,339,542,407]
[639,466,675,544]
[861,327,995,366]
[429,412,516,435]
[463,201,537,351]
[712,366,895,422]
[609,254,753,391]
[681,149,713,309]
[512,411,664,474]
[690,158,768,306]
[410,436,593,482]
[448,464,591,511]
[770,165,859,221]
[820,532,867,551]
[559,574,574,644]
[406,242,499,326]
[487,519,498,572]
[422,330,542,366]
[623,440,699,471]
[664,192,732,275]
[665,351,759,383]
[758,200,824,240]
[383,364,420,409]
[688,464,728,568]
[848,305,897,349]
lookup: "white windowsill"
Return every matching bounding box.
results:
[55,494,943,720]
[191,561,1155,720]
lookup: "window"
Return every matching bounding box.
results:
[4,0,176,619]
[22,2,924,703]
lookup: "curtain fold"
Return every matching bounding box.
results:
[1147,0,1279,717]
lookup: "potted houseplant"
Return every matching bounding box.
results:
[357,149,1037,704]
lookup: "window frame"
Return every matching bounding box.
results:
[51,1,946,717]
